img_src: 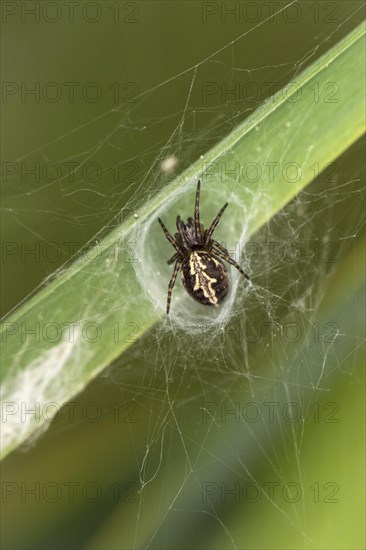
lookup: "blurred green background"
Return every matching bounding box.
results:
[1,1,365,549]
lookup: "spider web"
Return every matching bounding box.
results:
[1,2,365,549]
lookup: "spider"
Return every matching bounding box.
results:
[158,180,249,314]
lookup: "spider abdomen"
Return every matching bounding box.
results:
[181,251,229,306]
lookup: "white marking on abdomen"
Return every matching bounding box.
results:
[189,252,218,305]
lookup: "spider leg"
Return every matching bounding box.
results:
[166,259,182,314]
[158,217,180,252]
[212,247,250,280]
[176,215,190,250]
[205,202,228,244]
[210,239,230,256]
[176,215,184,233]
[167,252,179,265]
[194,180,202,241]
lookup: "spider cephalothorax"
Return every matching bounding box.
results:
[158,180,249,314]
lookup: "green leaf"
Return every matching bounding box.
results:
[1,22,365,460]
